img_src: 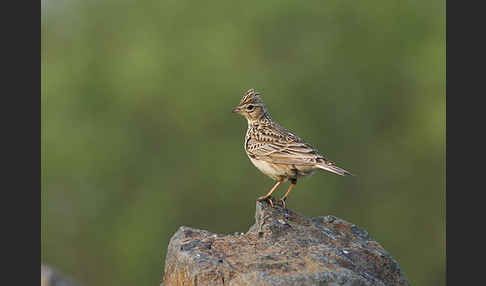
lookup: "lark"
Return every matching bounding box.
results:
[232,88,353,208]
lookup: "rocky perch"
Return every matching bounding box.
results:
[162,197,410,286]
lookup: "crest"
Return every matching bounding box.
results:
[239,88,263,105]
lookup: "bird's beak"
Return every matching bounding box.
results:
[232,106,241,113]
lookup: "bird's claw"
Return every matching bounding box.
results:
[279,198,287,208]
[257,196,274,207]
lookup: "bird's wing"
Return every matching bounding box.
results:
[246,124,331,166]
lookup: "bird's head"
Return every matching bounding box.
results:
[232,88,267,122]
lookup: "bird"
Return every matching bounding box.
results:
[232,88,353,208]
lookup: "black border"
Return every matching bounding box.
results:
[446,0,485,284]
[3,1,41,285]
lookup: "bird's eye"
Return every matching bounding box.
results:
[247,105,255,111]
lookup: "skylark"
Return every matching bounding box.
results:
[232,88,353,207]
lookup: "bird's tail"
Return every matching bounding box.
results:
[316,163,354,176]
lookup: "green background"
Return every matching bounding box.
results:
[41,0,445,285]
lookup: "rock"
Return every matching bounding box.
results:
[161,197,410,286]
[41,264,79,286]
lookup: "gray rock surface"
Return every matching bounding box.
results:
[162,197,410,286]
[41,265,79,286]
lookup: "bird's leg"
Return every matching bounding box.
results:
[279,179,297,208]
[257,179,283,207]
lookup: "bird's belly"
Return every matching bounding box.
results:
[249,157,315,181]
[249,157,283,180]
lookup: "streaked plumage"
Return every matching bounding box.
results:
[232,88,352,207]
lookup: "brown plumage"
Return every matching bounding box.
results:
[232,88,353,207]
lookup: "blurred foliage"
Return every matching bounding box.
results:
[41,0,445,285]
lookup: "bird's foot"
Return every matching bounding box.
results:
[278,198,287,209]
[257,195,274,207]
